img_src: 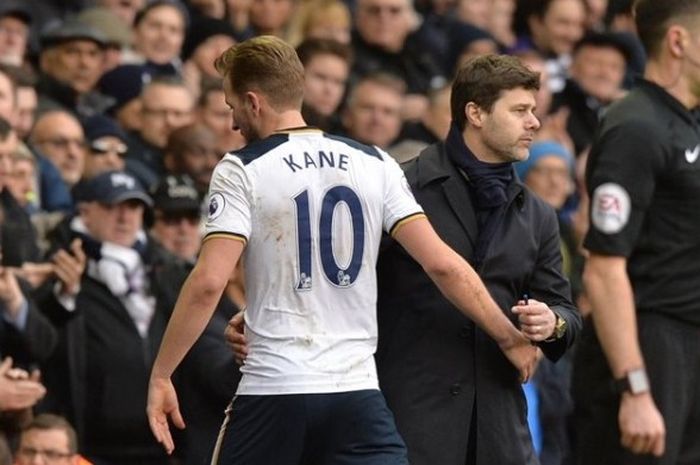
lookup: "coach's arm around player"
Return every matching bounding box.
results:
[228,216,539,382]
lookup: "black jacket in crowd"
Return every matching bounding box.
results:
[376,142,581,465]
[40,226,189,465]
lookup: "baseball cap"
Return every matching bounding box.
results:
[574,32,633,62]
[515,140,574,182]
[0,2,32,25]
[40,18,107,49]
[151,175,201,213]
[82,114,128,144]
[79,171,153,207]
[98,64,152,113]
[77,7,133,48]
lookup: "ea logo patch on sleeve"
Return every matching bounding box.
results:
[591,183,631,234]
[208,192,225,220]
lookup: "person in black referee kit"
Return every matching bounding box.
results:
[573,0,700,463]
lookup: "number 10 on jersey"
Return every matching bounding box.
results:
[293,186,365,290]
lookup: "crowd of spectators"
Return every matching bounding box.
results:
[0,0,643,464]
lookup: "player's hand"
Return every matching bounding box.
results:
[147,376,185,455]
[225,311,248,365]
[511,298,557,342]
[619,392,665,456]
[499,334,539,383]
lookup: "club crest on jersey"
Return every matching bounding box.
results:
[591,182,630,234]
[208,192,225,220]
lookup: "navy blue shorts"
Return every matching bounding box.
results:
[210,389,408,465]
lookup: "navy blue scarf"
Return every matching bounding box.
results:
[445,122,512,209]
[445,122,513,268]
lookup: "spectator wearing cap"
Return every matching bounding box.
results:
[133,1,188,77]
[150,174,202,263]
[37,19,112,118]
[0,3,31,67]
[515,140,574,213]
[550,32,630,156]
[163,123,220,196]
[40,170,189,465]
[181,16,238,98]
[98,64,152,132]
[77,7,134,72]
[81,114,128,179]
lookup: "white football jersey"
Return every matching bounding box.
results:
[205,128,424,395]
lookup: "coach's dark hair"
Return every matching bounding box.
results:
[634,0,700,58]
[451,54,540,131]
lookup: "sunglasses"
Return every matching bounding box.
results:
[91,140,128,156]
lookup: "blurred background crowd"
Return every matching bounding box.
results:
[0,0,644,464]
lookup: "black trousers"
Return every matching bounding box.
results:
[572,313,700,465]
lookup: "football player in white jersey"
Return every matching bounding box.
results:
[147,36,537,465]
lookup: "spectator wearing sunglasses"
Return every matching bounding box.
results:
[150,174,202,263]
[81,114,128,180]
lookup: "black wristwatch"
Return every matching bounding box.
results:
[614,368,650,395]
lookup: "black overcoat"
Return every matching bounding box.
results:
[376,142,581,465]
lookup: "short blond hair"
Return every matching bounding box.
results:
[215,36,305,111]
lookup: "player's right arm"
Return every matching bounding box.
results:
[392,217,538,382]
[148,237,244,454]
[149,155,252,454]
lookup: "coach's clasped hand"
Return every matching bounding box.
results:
[512,298,558,342]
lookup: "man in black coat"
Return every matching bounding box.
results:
[40,171,189,465]
[375,55,581,465]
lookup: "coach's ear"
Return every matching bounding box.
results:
[465,102,483,128]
